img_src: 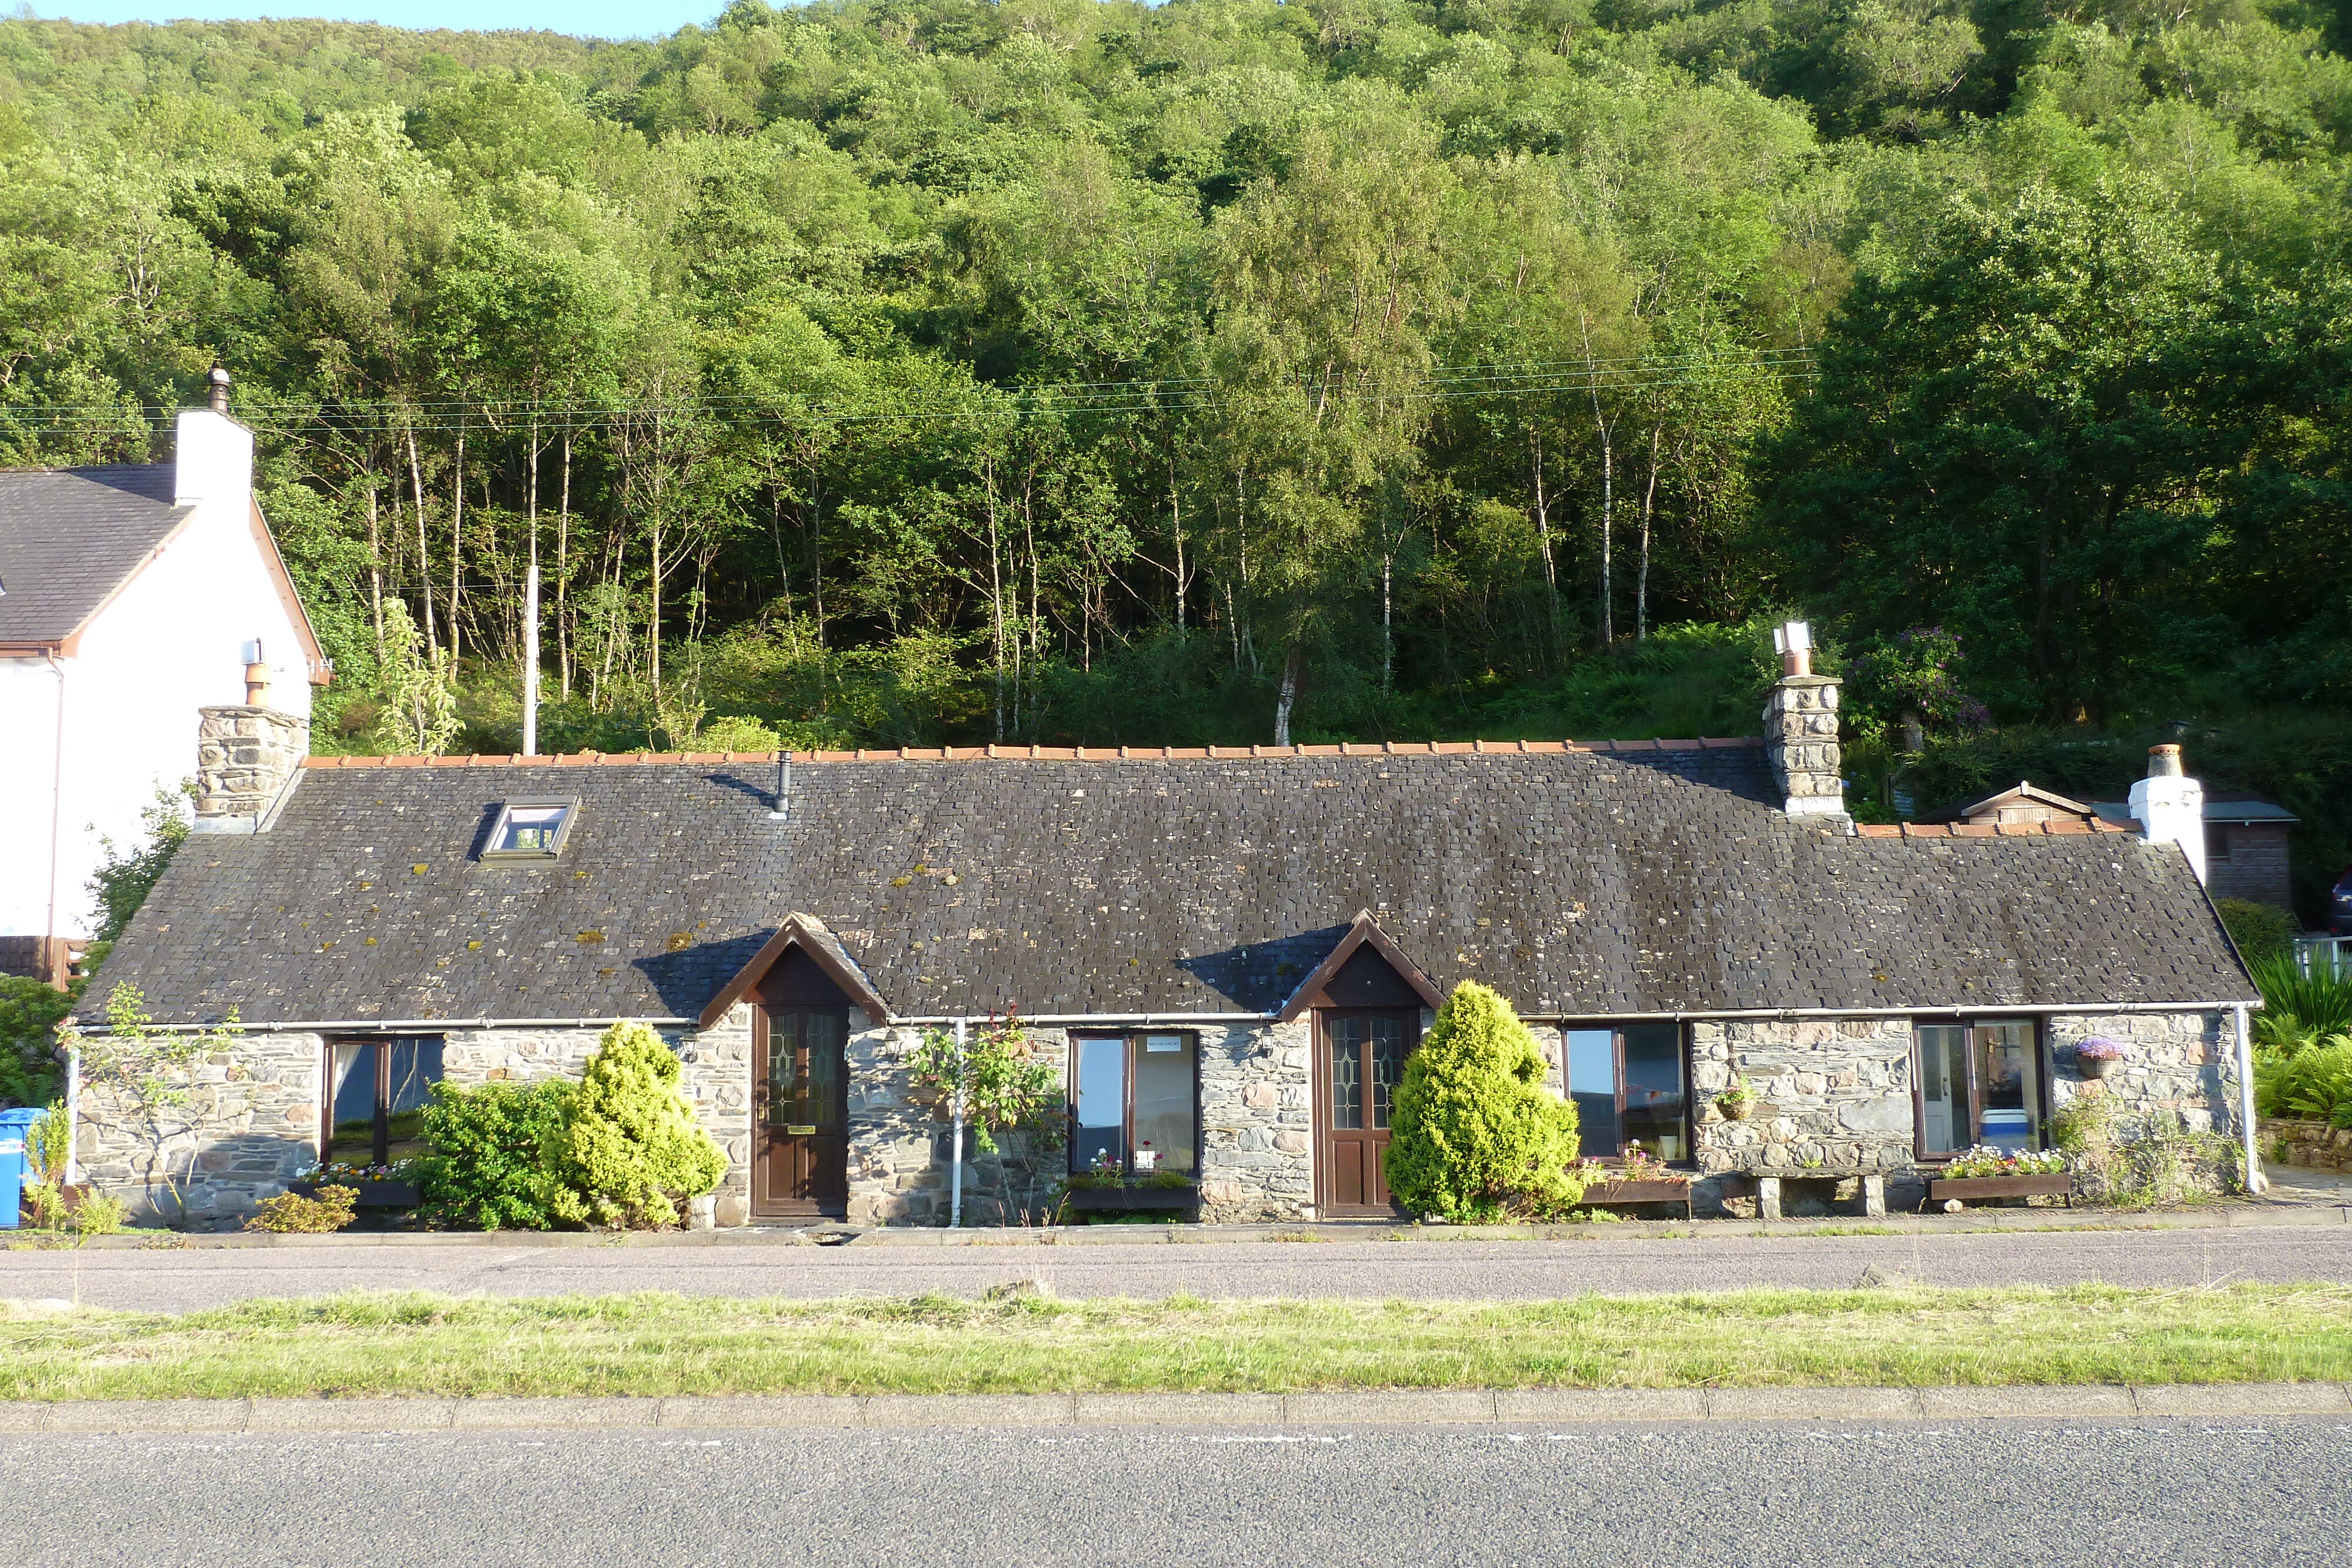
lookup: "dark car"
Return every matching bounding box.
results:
[2335,867,2352,937]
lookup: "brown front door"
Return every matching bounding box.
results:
[753,1005,848,1218]
[1317,1008,1415,1216]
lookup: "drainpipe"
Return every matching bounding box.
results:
[2236,1003,2265,1195]
[43,652,68,992]
[949,1018,967,1229]
[64,1042,79,1186]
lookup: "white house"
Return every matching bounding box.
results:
[0,377,326,985]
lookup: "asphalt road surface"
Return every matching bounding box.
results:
[5,1416,2346,1566]
[7,1223,2352,1309]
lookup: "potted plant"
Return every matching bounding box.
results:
[2074,1037,2127,1081]
[1928,1146,2074,1206]
[1576,1143,1695,1218]
[1717,1076,1758,1121]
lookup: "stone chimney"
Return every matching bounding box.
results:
[1764,620,1847,824]
[193,641,308,835]
[2129,743,2206,884]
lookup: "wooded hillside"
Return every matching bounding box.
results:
[2,0,2347,911]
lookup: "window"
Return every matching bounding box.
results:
[2205,824,2232,862]
[483,798,577,860]
[324,1037,444,1166]
[1564,1023,1688,1162]
[1916,1020,2043,1158]
[1070,1032,1197,1176]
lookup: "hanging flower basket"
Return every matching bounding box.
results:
[2074,1037,2127,1081]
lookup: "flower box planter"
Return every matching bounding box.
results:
[1064,1184,1199,1215]
[1928,1174,2073,1207]
[1581,1176,1694,1220]
[292,1178,420,1209]
[2076,1055,2122,1081]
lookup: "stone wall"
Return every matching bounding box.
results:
[2044,1011,2238,1138]
[1689,1017,1920,1213]
[2261,1117,2352,1173]
[76,1029,324,1228]
[70,1006,2248,1229]
[842,1021,1068,1227]
[1199,1018,1314,1222]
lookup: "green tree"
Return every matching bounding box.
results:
[372,597,462,754]
[550,1020,727,1227]
[1385,981,1586,1222]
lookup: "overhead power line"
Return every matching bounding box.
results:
[0,349,1815,435]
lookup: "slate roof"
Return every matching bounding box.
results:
[87,742,2260,1027]
[0,466,189,643]
[2093,794,2300,826]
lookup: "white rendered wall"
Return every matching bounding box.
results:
[0,427,314,940]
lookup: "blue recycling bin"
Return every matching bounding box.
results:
[0,1106,39,1231]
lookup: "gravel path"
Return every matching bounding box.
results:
[8,1222,2352,1310]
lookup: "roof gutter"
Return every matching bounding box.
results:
[80,999,2265,1034]
[65,1015,697,1034]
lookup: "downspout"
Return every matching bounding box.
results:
[2236,1002,2265,1195]
[949,1017,967,1229]
[44,652,67,992]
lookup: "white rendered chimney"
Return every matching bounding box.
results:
[173,371,253,510]
[2129,744,2206,884]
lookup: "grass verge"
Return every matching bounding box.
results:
[4,1284,2350,1402]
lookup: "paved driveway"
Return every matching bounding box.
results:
[8,1223,2352,1311]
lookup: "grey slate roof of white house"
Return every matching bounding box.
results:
[0,466,189,641]
[85,741,2259,1028]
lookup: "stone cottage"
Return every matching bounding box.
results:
[68,627,2263,1227]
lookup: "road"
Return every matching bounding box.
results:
[4,1415,2344,1566]
[7,1223,2352,1310]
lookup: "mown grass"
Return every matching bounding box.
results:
[4,1284,2350,1401]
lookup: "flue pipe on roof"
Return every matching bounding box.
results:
[244,638,270,708]
[770,751,790,820]
[2149,744,2184,778]
[207,362,230,414]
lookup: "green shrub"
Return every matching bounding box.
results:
[73,1191,127,1236]
[2216,900,2297,968]
[22,1102,70,1186]
[416,1079,579,1231]
[2251,955,2352,1048]
[2276,1039,2352,1124]
[551,1021,726,1228]
[1385,981,1585,1222]
[246,1185,357,1233]
[0,977,75,1109]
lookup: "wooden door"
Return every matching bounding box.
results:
[1317,1009,1415,1216]
[753,1005,849,1218]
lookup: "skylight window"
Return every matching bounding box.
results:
[483,798,577,860]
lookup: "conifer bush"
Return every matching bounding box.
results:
[1385,981,1586,1222]
[550,1021,726,1227]
[416,1079,579,1231]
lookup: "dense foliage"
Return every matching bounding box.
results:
[416,1078,580,1229]
[1386,980,1583,1219]
[550,1020,727,1225]
[2,1,2347,914]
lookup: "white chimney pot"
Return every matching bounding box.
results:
[2129,747,2206,885]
